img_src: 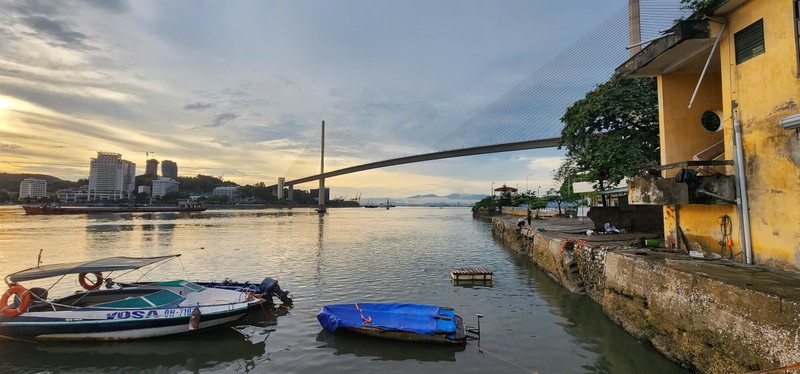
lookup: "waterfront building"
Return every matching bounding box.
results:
[152,177,179,198]
[137,185,151,196]
[88,152,136,201]
[617,0,800,270]
[19,178,47,199]
[56,186,89,203]
[161,160,178,179]
[145,159,159,176]
[212,186,237,199]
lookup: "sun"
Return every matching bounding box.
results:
[0,99,11,110]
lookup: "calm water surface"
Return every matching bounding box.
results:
[0,206,687,373]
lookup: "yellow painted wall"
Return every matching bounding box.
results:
[657,72,738,254]
[718,0,800,270]
[657,0,800,269]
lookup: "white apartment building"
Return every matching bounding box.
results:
[88,152,136,201]
[212,186,238,199]
[19,178,47,199]
[152,177,179,198]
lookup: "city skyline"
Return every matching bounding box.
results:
[0,1,643,197]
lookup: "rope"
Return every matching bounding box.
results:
[466,342,538,374]
[353,303,372,325]
[0,334,35,343]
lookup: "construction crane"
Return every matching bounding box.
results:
[136,151,156,159]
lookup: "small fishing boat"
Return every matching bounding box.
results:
[0,255,266,341]
[316,303,468,344]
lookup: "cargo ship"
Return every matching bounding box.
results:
[22,201,206,215]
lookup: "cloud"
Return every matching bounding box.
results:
[208,113,238,128]
[184,102,213,111]
[80,0,130,13]
[21,16,97,51]
[0,143,22,151]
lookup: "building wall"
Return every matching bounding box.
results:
[716,0,800,270]
[657,71,737,253]
[152,178,179,198]
[656,1,800,269]
[161,160,178,179]
[88,152,134,201]
[145,159,159,176]
[212,186,237,199]
[19,178,47,198]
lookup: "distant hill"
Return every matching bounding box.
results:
[363,193,489,207]
[0,173,68,192]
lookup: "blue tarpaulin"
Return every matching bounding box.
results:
[317,303,457,336]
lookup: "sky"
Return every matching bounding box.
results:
[0,0,653,199]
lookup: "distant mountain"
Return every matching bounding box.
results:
[0,173,68,192]
[363,193,489,207]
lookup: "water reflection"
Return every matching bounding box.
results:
[506,247,687,373]
[315,330,465,362]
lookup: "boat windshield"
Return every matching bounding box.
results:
[150,280,205,292]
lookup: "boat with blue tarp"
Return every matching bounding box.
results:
[316,303,467,344]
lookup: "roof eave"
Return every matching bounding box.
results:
[615,19,713,77]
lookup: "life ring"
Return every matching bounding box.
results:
[1,285,31,317]
[79,272,104,290]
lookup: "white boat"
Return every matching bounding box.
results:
[0,255,265,341]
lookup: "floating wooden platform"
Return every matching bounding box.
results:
[450,268,493,284]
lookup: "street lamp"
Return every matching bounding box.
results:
[525,173,535,191]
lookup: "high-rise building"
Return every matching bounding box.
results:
[152,177,179,198]
[161,160,178,179]
[145,159,159,176]
[88,152,136,201]
[19,178,47,199]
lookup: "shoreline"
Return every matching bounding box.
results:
[491,215,800,373]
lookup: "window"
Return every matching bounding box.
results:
[795,0,800,75]
[734,19,765,65]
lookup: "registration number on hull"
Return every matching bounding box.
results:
[105,308,194,320]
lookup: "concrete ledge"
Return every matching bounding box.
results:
[492,216,800,373]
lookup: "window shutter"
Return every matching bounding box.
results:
[734,19,765,65]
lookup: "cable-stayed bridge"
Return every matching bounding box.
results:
[271,1,689,197]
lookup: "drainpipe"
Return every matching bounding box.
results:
[732,102,754,264]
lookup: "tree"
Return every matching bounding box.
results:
[680,0,718,12]
[558,76,659,206]
[546,181,582,216]
[472,196,494,213]
[161,191,190,203]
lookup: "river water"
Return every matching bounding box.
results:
[0,206,687,373]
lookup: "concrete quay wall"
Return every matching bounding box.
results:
[492,217,800,373]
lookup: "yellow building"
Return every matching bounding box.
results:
[618,0,800,270]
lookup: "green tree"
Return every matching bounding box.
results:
[0,189,10,203]
[680,0,718,12]
[545,181,582,216]
[471,196,497,214]
[161,191,190,203]
[558,76,659,206]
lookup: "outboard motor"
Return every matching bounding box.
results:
[259,277,292,305]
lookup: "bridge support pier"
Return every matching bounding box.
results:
[287,185,293,201]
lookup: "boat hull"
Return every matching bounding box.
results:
[0,303,254,341]
[345,315,466,344]
[22,206,206,215]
